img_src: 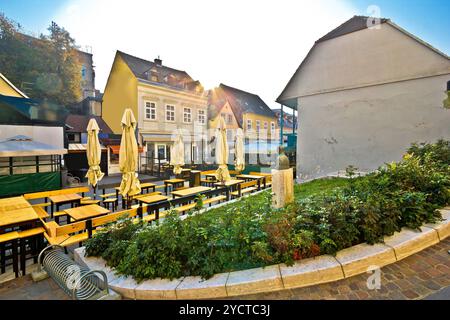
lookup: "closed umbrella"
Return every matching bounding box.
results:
[234,128,245,174]
[215,116,231,182]
[119,109,141,203]
[170,129,185,175]
[86,118,104,195]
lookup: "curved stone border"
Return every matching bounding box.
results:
[74,207,450,300]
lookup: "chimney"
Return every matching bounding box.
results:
[154,56,162,66]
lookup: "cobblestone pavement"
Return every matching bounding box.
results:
[229,237,450,300]
[0,238,448,300]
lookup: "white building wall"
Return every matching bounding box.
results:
[297,74,450,180]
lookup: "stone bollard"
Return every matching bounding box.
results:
[272,168,294,209]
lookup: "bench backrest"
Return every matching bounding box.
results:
[249,172,272,182]
[24,187,90,200]
[91,208,139,228]
[55,221,87,237]
[239,180,258,189]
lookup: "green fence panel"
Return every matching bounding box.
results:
[0,172,61,197]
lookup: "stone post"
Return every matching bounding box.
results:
[272,168,294,209]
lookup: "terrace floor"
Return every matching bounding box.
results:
[0,238,448,300]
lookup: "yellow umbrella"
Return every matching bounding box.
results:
[86,118,104,192]
[170,129,185,175]
[234,128,245,174]
[119,109,141,199]
[215,116,231,182]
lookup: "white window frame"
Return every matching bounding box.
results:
[166,104,175,122]
[198,109,206,124]
[247,119,252,130]
[264,121,268,130]
[256,120,261,132]
[144,101,157,120]
[271,122,275,134]
[183,107,192,123]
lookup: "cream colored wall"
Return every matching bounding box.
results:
[102,54,138,134]
[296,74,450,180]
[137,83,208,138]
[281,23,450,100]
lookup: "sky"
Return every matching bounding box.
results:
[1,0,449,113]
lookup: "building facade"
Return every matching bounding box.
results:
[102,51,208,167]
[207,84,279,165]
[277,16,450,180]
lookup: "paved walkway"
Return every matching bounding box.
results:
[0,239,448,300]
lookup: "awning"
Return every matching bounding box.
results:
[0,135,67,157]
[68,143,108,153]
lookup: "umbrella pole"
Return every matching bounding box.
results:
[93,185,97,200]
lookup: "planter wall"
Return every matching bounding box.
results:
[74,207,450,299]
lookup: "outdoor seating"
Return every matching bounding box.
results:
[32,206,50,220]
[17,227,45,275]
[102,198,118,211]
[249,172,272,188]
[231,180,259,198]
[0,231,19,277]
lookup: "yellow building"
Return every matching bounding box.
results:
[0,73,28,98]
[102,51,208,166]
[208,84,278,142]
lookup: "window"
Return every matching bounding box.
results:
[198,110,206,124]
[81,65,87,80]
[145,101,156,120]
[166,105,175,122]
[247,119,252,130]
[183,107,192,123]
[271,122,275,134]
[227,114,233,124]
[264,121,268,130]
[151,75,158,82]
[256,120,260,132]
[67,133,81,143]
[156,144,167,160]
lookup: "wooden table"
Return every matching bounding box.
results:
[214,179,243,194]
[163,179,185,194]
[49,194,82,217]
[140,182,156,194]
[171,186,211,199]
[138,194,168,216]
[0,207,39,229]
[0,196,31,213]
[64,204,110,222]
[236,174,266,190]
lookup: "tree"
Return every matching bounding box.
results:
[0,13,82,106]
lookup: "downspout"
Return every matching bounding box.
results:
[279,104,284,146]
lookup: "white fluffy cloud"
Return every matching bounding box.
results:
[54,0,357,111]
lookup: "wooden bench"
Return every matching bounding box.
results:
[90,207,140,233]
[231,180,258,198]
[41,218,89,248]
[32,206,50,220]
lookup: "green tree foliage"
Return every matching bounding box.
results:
[0,13,82,105]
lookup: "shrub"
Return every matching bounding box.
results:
[85,140,450,281]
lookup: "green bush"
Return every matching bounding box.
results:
[85,140,450,281]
